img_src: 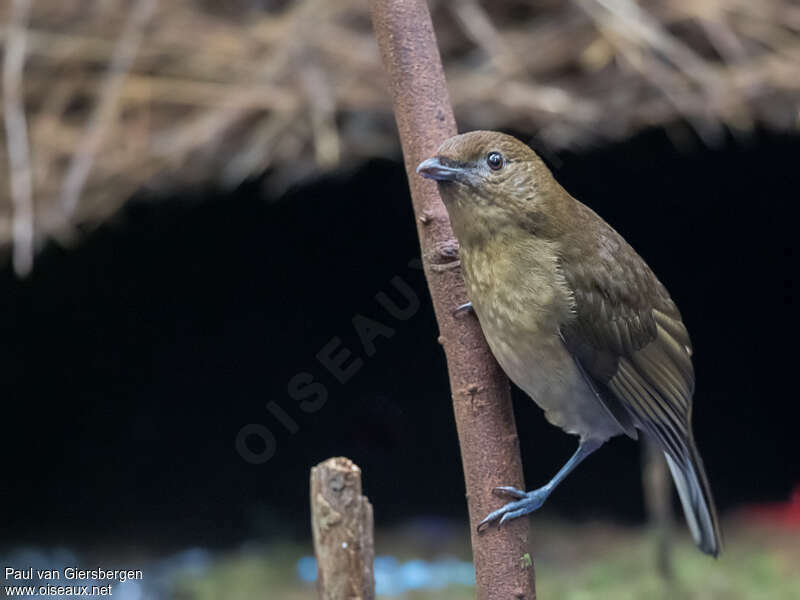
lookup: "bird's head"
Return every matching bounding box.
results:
[417,130,562,242]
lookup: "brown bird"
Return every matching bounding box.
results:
[417,131,722,556]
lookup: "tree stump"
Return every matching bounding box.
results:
[310,457,375,600]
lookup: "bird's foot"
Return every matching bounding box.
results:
[477,486,550,531]
[453,301,473,317]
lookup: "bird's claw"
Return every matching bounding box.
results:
[477,486,549,532]
[492,486,527,499]
[452,301,473,317]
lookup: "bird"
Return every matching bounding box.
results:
[417,130,722,556]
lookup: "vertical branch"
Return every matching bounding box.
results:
[368,2,535,599]
[310,457,375,600]
[3,0,34,277]
[642,437,674,580]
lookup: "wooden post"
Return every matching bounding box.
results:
[369,2,535,599]
[310,457,375,600]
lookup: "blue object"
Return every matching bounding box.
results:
[296,555,475,596]
[296,556,318,583]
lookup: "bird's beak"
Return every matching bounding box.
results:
[416,157,466,183]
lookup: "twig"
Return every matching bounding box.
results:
[3,0,34,276]
[301,62,341,170]
[58,0,157,218]
[220,109,298,187]
[642,437,675,581]
[582,0,725,90]
[577,0,727,144]
[450,0,521,75]
[369,2,535,599]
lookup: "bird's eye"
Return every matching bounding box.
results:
[487,151,504,171]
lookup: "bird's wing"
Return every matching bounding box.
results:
[558,211,695,464]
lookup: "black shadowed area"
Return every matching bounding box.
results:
[1,128,797,550]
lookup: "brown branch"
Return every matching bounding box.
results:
[642,438,675,581]
[368,2,535,599]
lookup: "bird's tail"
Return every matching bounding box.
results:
[663,437,722,557]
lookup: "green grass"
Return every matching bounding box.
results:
[537,531,799,600]
[171,519,800,599]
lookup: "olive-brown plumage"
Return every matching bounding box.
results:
[417,131,721,556]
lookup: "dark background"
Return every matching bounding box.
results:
[1,127,797,552]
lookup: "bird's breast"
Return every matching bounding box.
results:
[459,235,621,442]
[460,234,571,338]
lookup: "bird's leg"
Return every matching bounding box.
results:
[478,439,603,530]
[453,301,473,317]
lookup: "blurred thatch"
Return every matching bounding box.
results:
[1,0,799,273]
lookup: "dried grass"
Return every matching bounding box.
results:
[1,0,799,271]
